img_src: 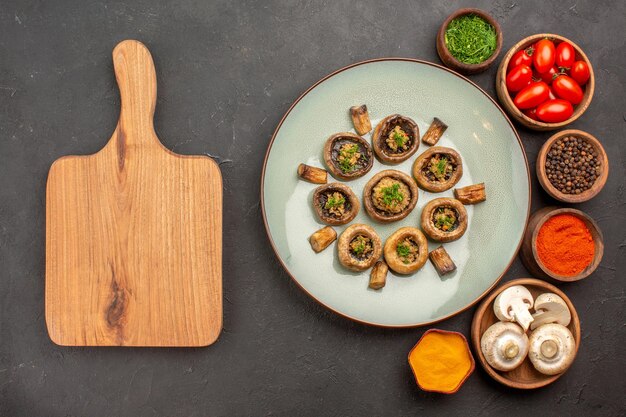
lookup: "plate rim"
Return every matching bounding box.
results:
[260,57,531,328]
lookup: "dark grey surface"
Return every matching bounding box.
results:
[1,0,624,415]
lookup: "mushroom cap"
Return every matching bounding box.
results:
[420,197,468,243]
[383,227,428,274]
[323,132,373,180]
[480,322,529,372]
[312,182,360,225]
[363,170,419,223]
[411,146,463,192]
[528,323,576,376]
[372,114,420,164]
[493,285,534,322]
[337,223,382,271]
[530,293,572,330]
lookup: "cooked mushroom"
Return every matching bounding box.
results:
[420,198,467,242]
[493,285,535,331]
[530,293,572,330]
[350,105,372,136]
[421,117,448,146]
[312,183,360,225]
[371,114,420,164]
[528,324,576,375]
[383,227,428,274]
[297,163,327,184]
[309,226,337,253]
[454,183,486,204]
[480,322,529,372]
[363,170,418,223]
[412,146,463,192]
[323,132,373,180]
[428,246,457,275]
[337,224,382,271]
[369,261,388,290]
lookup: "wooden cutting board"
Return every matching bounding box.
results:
[45,40,222,347]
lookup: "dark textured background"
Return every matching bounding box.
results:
[1,0,624,416]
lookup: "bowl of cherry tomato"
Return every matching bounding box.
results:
[496,34,594,131]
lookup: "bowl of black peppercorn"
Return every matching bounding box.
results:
[537,129,609,203]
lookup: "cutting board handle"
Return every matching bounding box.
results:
[112,40,158,146]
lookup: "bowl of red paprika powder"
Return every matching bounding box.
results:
[520,207,603,282]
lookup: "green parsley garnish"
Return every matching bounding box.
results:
[325,195,345,209]
[397,243,411,258]
[339,144,360,173]
[381,183,404,206]
[393,131,407,147]
[430,156,449,180]
[353,241,365,255]
[435,209,456,230]
[444,14,497,64]
[351,235,369,256]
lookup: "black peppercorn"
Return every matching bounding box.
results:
[545,136,601,195]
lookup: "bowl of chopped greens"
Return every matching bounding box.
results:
[437,8,502,75]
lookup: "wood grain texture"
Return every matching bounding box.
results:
[45,40,222,347]
[471,278,581,390]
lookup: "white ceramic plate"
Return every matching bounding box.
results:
[261,59,530,327]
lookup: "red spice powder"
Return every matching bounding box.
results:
[535,214,594,276]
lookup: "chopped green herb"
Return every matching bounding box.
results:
[353,241,365,255]
[434,208,456,231]
[436,157,448,177]
[381,183,404,206]
[325,195,345,209]
[350,235,370,256]
[393,131,406,147]
[339,144,360,173]
[397,243,411,258]
[444,14,497,65]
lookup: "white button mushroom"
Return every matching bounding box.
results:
[530,293,572,330]
[528,323,576,375]
[480,322,529,372]
[493,285,535,331]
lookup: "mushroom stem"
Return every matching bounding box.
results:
[511,300,534,331]
[454,183,486,204]
[298,164,327,184]
[503,342,520,359]
[540,340,559,359]
[369,261,388,290]
[350,105,372,136]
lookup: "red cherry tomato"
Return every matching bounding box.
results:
[570,60,590,85]
[506,64,533,92]
[523,108,539,121]
[552,74,584,105]
[536,99,574,123]
[555,42,576,68]
[533,39,556,74]
[508,48,533,72]
[534,66,559,84]
[548,85,556,100]
[513,82,550,109]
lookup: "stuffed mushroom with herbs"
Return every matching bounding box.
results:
[363,170,419,223]
[412,146,463,192]
[420,198,468,242]
[312,183,360,225]
[371,114,420,164]
[323,132,373,180]
[383,227,428,274]
[337,224,382,271]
